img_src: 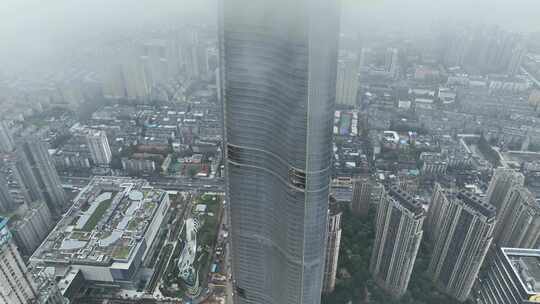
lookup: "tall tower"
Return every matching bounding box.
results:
[18,138,66,216]
[370,186,424,298]
[495,186,540,248]
[0,174,15,213]
[4,151,45,204]
[0,121,14,153]
[507,45,526,76]
[426,190,496,302]
[384,48,399,79]
[220,0,340,303]
[0,217,38,304]
[485,168,524,211]
[322,202,342,294]
[351,176,371,216]
[425,183,452,242]
[86,130,112,166]
[336,53,359,107]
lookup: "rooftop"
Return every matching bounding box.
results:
[31,176,166,266]
[457,190,497,219]
[388,185,423,215]
[505,248,540,295]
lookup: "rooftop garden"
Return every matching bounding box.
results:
[112,245,131,260]
[82,198,112,231]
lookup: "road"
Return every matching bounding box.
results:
[60,175,225,192]
[223,211,234,304]
[147,177,225,192]
[522,66,540,88]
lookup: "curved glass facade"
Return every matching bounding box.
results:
[220,1,339,303]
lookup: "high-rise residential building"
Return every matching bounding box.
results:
[358,48,373,70]
[0,121,14,153]
[102,44,150,100]
[444,31,471,68]
[507,45,526,76]
[336,53,359,106]
[485,168,524,211]
[8,202,54,257]
[86,130,112,166]
[2,151,45,204]
[0,217,39,304]
[384,48,399,78]
[215,68,222,103]
[0,173,15,213]
[140,40,170,89]
[220,0,340,302]
[494,186,540,248]
[425,183,451,242]
[351,176,371,216]
[426,190,496,302]
[370,186,424,298]
[475,247,540,304]
[181,28,208,80]
[18,138,66,216]
[322,202,342,294]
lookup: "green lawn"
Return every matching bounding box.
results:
[113,245,131,259]
[199,194,220,215]
[144,202,157,212]
[127,218,142,230]
[82,199,112,231]
[71,231,90,241]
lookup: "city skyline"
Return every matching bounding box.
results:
[2,1,540,304]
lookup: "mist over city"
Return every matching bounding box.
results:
[1,1,540,304]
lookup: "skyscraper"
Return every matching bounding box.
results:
[86,130,112,166]
[0,217,38,304]
[19,138,66,216]
[3,151,45,204]
[485,168,524,211]
[322,202,342,294]
[0,173,15,213]
[336,53,359,106]
[444,31,471,68]
[425,183,451,242]
[220,0,340,303]
[370,186,424,298]
[358,48,373,70]
[8,202,54,257]
[0,121,14,153]
[426,190,496,302]
[351,176,371,216]
[507,45,526,76]
[384,48,399,79]
[494,186,540,248]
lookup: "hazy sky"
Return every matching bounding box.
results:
[1,0,539,73]
[343,0,540,33]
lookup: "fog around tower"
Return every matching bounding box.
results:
[342,0,540,34]
[2,0,540,73]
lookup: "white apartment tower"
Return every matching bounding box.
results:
[0,218,38,304]
[336,53,359,106]
[87,130,112,166]
[322,203,342,294]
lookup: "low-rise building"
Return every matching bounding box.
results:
[30,177,170,288]
[476,247,540,304]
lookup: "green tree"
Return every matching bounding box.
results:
[187,165,198,178]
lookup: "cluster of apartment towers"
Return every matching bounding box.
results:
[350,169,534,302]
